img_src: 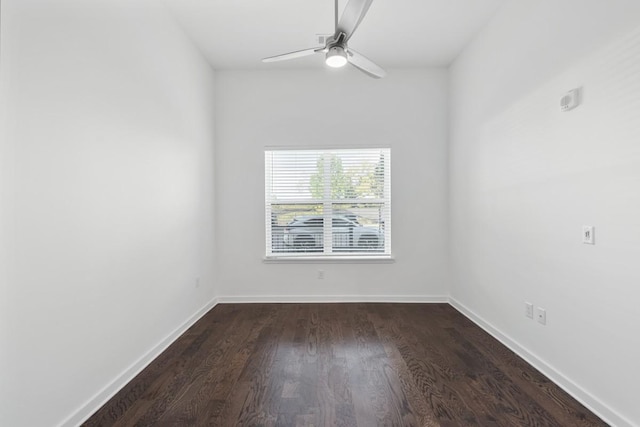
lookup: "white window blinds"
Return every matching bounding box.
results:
[265,148,391,258]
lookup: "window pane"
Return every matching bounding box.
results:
[328,150,387,200]
[270,204,323,253]
[332,203,386,253]
[266,151,324,201]
[266,148,390,257]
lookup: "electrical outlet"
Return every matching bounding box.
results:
[525,302,534,319]
[537,307,547,325]
[317,270,324,280]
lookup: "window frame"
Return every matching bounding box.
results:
[264,147,392,261]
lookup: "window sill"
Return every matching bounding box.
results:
[263,255,395,264]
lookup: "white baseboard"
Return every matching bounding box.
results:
[216,295,449,304]
[448,297,634,427]
[58,297,219,427]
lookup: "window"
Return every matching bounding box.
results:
[265,148,391,259]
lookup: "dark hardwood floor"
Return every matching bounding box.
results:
[83,303,607,426]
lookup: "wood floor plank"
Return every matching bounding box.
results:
[214,304,286,426]
[315,304,352,427]
[388,305,486,425]
[367,305,442,427]
[83,303,608,427]
[153,304,276,426]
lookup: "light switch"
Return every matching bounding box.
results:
[583,226,595,245]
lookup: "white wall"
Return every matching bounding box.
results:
[0,1,216,426]
[215,69,449,301]
[6,0,639,425]
[449,1,640,426]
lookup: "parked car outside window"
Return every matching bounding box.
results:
[283,214,384,252]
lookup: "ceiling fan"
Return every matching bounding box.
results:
[262,0,386,79]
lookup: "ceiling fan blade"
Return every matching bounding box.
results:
[346,48,386,79]
[262,47,324,63]
[336,0,374,41]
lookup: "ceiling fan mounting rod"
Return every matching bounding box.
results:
[328,32,347,49]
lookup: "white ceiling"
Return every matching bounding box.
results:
[165,0,507,70]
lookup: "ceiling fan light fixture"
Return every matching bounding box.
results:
[325,46,348,68]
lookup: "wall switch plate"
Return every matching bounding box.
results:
[583,226,595,244]
[560,88,580,112]
[525,302,534,319]
[537,307,547,325]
